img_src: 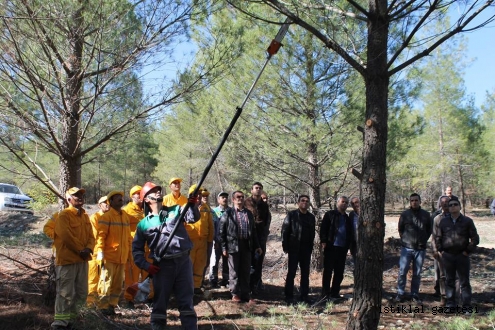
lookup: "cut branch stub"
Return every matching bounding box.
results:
[366,119,373,127]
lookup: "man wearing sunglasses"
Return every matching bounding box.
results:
[281,195,316,305]
[434,197,479,309]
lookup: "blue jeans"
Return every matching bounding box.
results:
[397,247,425,296]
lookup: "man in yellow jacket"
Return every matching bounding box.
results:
[122,185,146,307]
[43,211,59,254]
[51,187,94,330]
[163,177,187,207]
[186,185,214,294]
[95,191,133,315]
[87,196,109,305]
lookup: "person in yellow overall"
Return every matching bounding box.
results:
[185,185,214,295]
[86,196,109,305]
[51,187,94,330]
[122,185,147,308]
[95,191,133,315]
[163,177,187,207]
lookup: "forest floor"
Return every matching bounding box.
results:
[1,206,495,330]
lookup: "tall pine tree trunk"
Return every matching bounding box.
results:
[59,4,85,202]
[347,1,389,328]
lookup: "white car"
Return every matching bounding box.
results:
[0,183,33,214]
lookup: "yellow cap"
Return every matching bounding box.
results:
[98,196,108,204]
[189,184,207,196]
[107,190,124,203]
[66,187,86,195]
[169,177,183,185]
[129,185,142,198]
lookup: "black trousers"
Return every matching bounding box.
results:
[442,252,471,307]
[228,239,252,301]
[322,245,347,297]
[284,244,313,299]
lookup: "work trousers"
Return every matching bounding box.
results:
[228,239,252,300]
[322,245,347,297]
[151,253,197,329]
[285,244,313,299]
[209,240,229,285]
[87,258,99,305]
[190,237,208,288]
[442,252,472,307]
[52,262,88,328]
[98,262,125,309]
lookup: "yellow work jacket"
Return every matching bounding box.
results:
[95,207,132,264]
[122,201,144,237]
[163,193,187,207]
[53,206,94,266]
[43,212,59,240]
[89,210,104,260]
[185,203,214,242]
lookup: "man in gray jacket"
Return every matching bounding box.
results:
[396,193,432,303]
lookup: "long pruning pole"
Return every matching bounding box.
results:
[155,18,292,258]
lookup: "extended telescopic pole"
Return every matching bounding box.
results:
[155,18,292,258]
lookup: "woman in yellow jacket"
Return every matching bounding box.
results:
[186,185,214,294]
[95,191,133,314]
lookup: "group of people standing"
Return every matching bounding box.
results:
[396,187,479,310]
[45,181,481,330]
[45,180,272,330]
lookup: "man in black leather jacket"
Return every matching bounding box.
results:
[219,191,262,303]
[396,193,432,304]
[435,196,479,308]
[281,195,316,305]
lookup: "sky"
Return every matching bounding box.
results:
[464,24,495,108]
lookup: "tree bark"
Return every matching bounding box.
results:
[347,1,389,329]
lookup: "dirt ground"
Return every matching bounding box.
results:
[0,206,494,329]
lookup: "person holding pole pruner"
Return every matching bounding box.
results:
[132,182,200,330]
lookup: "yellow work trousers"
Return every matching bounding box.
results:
[190,237,208,288]
[86,259,99,305]
[98,262,125,309]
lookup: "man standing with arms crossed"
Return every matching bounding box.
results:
[244,182,271,294]
[51,187,94,330]
[396,193,432,303]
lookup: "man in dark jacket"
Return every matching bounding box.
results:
[219,191,262,303]
[320,196,354,299]
[281,195,316,305]
[435,196,479,308]
[396,193,432,303]
[244,182,271,294]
